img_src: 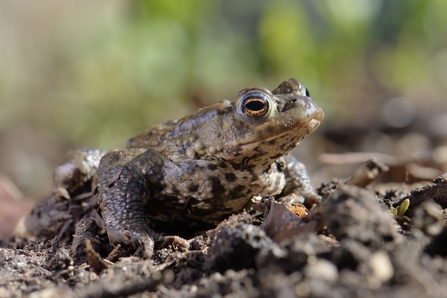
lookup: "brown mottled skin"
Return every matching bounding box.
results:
[95,78,324,257]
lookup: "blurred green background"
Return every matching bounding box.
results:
[1,0,446,199]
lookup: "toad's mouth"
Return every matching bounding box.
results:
[261,117,322,145]
[228,113,323,157]
[246,97,324,146]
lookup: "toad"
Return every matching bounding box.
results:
[27,78,324,258]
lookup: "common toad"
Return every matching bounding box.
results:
[96,78,323,257]
[27,78,323,258]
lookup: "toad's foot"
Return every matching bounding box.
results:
[158,235,190,251]
[280,155,321,208]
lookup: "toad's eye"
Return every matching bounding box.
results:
[304,87,310,97]
[299,85,310,97]
[240,92,270,118]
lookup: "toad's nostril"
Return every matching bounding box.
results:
[280,97,324,123]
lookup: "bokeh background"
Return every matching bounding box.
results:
[1,0,446,203]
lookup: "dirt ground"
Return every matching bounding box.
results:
[2,100,447,298]
[2,173,447,298]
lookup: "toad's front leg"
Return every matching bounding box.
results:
[97,149,165,258]
[277,154,321,209]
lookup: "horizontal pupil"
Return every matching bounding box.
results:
[245,99,265,111]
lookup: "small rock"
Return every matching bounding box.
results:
[304,259,339,283]
[365,251,394,288]
[205,223,273,273]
